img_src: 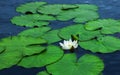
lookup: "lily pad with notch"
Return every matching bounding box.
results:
[18,45,64,68]
[41,30,61,44]
[79,36,120,53]
[58,24,101,41]
[16,2,47,14]
[47,53,104,75]
[0,51,22,70]
[18,27,51,38]
[85,19,120,34]
[0,36,47,56]
[11,14,56,27]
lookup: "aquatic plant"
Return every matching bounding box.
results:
[0,1,120,75]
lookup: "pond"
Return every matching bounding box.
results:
[0,0,120,75]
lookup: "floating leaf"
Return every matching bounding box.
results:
[16,2,47,14]
[85,19,120,34]
[18,45,64,68]
[19,28,61,44]
[47,54,104,75]
[59,24,101,41]
[37,4,78,15]
[37,4,98,15]
[99,73,103,75]
[75,4,98,11]
[11,14,55,27]
[57,9,99,23]
[0,36,46,56]
[61,4,79,9]
[41,30,61,44]
[79,36,120,53]
[18,27,51,38]
[0,47,4,54]
[0,51,22,70]
[37,71,49,75]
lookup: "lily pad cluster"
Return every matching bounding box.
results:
[0,1,120,75]
[11,1,99,27]
[0,36,63,70]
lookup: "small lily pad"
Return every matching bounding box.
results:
[0,36,47,56]
[58,24,101,41]
[11,14,55,27]
[57,9,99,23]
[18,27,51,38]
[47,54,104,75]
[79,36,120,53]
[16,2,47,14]
[18,45,64,68]
[85,19,120,34]
[37,71,49,75]
[41,30,61,44]
[0,51,22,70]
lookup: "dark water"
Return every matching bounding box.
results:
[0,0,120,75]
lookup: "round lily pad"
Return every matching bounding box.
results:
[58,24,101,41]
[18,27,51,38]
[41,30,61,44]
[16,2,47,14]
[0,36,47,56]
[85,19,120,34]
[11,14,55,27]
[18,45,64,68]
[0,51,22,70]
[79,36,120,53]
[47,53,104,75]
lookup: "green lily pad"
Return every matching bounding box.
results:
[99,73,103,75]
[0,47,4,54]
[75,4,98,11]
[18,45,64,68]
[37,71,49,75]
[37,4,98,16]
[41,30,61,44]
[0,51,22,70]
[47,54,104,75]
[18,27,51,38]
[85,19,120,34]
[61,4,79,9]
[58,24,101,41]
[79,36,120,53]
[0,36,46,56]
[16,2,47,14]
[37,4,78,15]
[11,14,55,27]
[57,9,99,23]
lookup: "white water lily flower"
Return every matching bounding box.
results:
[59,39,78,50]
